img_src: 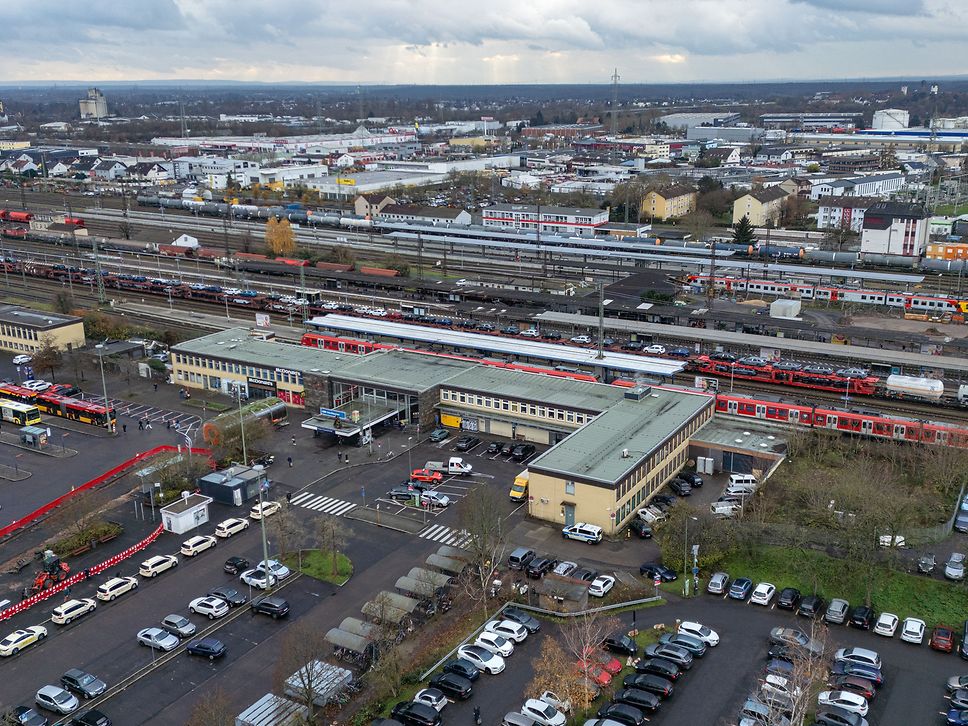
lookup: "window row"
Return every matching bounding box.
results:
[0,325,39,341]
[173,354,303,386]
[440,389,591,425]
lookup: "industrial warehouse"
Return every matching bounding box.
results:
[171,327,784,533]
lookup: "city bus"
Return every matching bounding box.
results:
[0,399,42,426]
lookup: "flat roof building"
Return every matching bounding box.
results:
[0,305,85,355]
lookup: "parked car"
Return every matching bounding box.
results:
[562,523,604,544]
[946,553,966,581]
[552,561,578,577]
[249,501,281,520]
[658,632,707,657]
[678,621,719,646]
[138,555,178,578]
[34,687,78,716]
[501,607,541,633]
[873,613,898,637]
[707,572,730,595]
[428,429,450,442]
[186,637,226,660]
[826,598,850,624]
[457,645,505,674]
[769,628,822,656]
[95,577,138,602]
[622,673,674,699]
[834,647,881,670]
[454,436,480,452]
[520,699,566,726]
[207,586,246,607]
[570,335,592,345]
[627,519,652,539]
[511,444,536,462]
[668,478,692,496]
[932,625,957,653]
[59,670,106,700]
[214,517,249,538]
[829,661,883,687]
[161,614,196,638]
[413,688,448,713]
[588,576,615,598]
[596,702,646,726]
[643,344,666,355]
[390,700,442,726]
[728,577,753,600]
[634,658,681,681]
[827,675,875,701]
[639,563,677,581]
[420,491,451,508]
[484,620,528,643]
[777,587,801,610]
[849,606,876,630]
[750,583,777,606]
[3,705,47,725]
[643,643,693,670]
[223,556,249,575]
[188,596,229,620]
[180,535,216,557]
[428,672,472,700]
[240,569,275,590]
[441,658,480,682]
[612,688,659,713]
[817,691,869,718]
[136,628,179,652]
[603,633,637,656]
[679,471,704,487]
[251,596,290,619]
[798,594,826,619]
[484,441,502,455]
[51,599,97,626]
[899,617,925,644]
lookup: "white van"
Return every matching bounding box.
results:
[728,474,758,488]
[638,507,667,524]
[710,502,742,518]
[724,484,756,498]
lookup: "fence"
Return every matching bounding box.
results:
[0,445,211,541]
[0,523,164,622]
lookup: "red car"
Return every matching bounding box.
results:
[578,662,613,687]
[410,468,443,483]
[582,646,622,675]
[930,625,956,653]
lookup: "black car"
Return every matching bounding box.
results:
[542,331,562,341]
[639,563,677,581]
[613,688,660,713]
[484,441,502,455]
[501,606,541,633]
[602,337,617,347]
[622,341,644,351]
[678,472,704,488]
[70,711,110,726]
[251,596,290,618]
[428,672,473,699]
[208,586,246,607]
[454,435,480,452]
[60,669,107,699]
[815,706,867,726]
[651,494,676,507]
[798,594,826,619]
[668,478,692,496]
[442,658,480,681]
[622,672,674,699]
[223,556,250,575]
[829,661,884,687]
[500,442,515,456]
[526,556,557,579]
[477,323,494,332]
[777,587,801,610]
[627,519,653,539]
[5,707,47,726]
[596,702,646,726]
[603,633,638,656]
[501,326,520,335]
[510,443,536,462]
[709,352,737,362]
[767,643,793,662]
[634,658,681,681]
[849,605,875,629]
[187,637,227,660]
[571,568,599,583]
[388,486,416,501]
[390,701,441,726]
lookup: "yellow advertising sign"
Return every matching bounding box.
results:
[336,178,356,186]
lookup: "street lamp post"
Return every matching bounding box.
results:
[252,464,272,587]
[683,516,698,597]
[94,344,113,432]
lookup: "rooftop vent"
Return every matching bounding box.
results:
[624,386,652,401]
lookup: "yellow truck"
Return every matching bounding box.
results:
[509,470,529,502]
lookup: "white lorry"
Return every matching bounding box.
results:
[423,457,474,476]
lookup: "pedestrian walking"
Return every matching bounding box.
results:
[145,420,152,430]
[138,419,144,431]
[344,454,349,465]
[153,383,158,392]
[166,420,171,430]
[122,423,127,434]
[287,456,293,468]
[291,436,296,446]
[337,450,343,463]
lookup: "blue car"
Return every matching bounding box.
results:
[669,347,692,358]
[728,577,753,600]
[947,709,968,725]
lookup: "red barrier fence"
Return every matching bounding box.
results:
[0,523,165,622]
[0,445,211,541]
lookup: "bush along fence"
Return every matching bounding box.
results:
[0,523,165,622]
[0,445,212,541]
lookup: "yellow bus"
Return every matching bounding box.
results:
[0,399,42,426]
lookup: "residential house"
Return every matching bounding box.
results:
[702,147,741,166]
[91,159,127,180]
[68,158,99,178]
[816,196,881,233]
[126,162,173,183]
[641,184,697,221]
[809,172,905,200]
[754,146,815,164]
[43,160,72,177]
[353,194,396,218]
[376,204,472,226]
[731,187,792,226]
[860,202,929,258]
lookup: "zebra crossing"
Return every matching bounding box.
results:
[417,524,471,547]
[290,491,358,517]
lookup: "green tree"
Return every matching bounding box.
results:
[32,335,63,382]
[732,214,756,246]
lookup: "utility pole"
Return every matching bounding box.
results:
[92,235,107,304]
[706,239,716,309]
[596,282,605,360]
[65,195,79,256]
[417,231,423,280]
[610,68,620,166]
[179,98,187,138]
[222,217,230,258]
[19,181,26,210]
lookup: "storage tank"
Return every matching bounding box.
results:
[885,374,944,401]
[862,254,918,268]
[921,259,968,273]
[804,250,860,265]
[201,397,287,446]
[340,217,373,228]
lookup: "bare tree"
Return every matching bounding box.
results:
[314,517,350,577]
[559,611,622,707]
[272,621,331,725]
[760,620,832,726]
[31,335,63,382]
[526,635,589,713]
[266,506,306,561]
[186,686,235,726]
[457,487,508,619]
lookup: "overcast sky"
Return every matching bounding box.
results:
[3,0,966,85]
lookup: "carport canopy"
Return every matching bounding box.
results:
[362,599,409,624]
[426,553,466,575]
[379,591,422,613]
[408,567,453,588]
[324,628,374,655]
[436,545,470,562]
[339,617,380,640]
[396,576,438,598]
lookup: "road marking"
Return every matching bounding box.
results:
[418,524,471,546]
[293,494,357,516]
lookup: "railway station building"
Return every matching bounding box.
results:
[171,328,780,533]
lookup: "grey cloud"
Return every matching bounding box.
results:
[792,0,927,15]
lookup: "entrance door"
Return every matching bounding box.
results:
[563,503,576,526]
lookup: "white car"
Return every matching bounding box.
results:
[539,690,571,713]
[817,690,869,717]
[521,698,566,726]
[137,627,180,651]
[644,344,666,354]
[215,517,249,538]
[553,561,578,577]
[873,612,898,637]
[750,582,776,606]
[189,596,230,620]
[413,688,448,712]
[761,674,801,700]
[139,554,178,578]
[35,685,79,715]
[12,355,32,365]
[0,625,47,656]
[878,534,907,548]
[900,617,925,644]
[420,490,451,508]
[678,621,720,647]
[96,576,139,602]
[255,559,291,579]
[834,647,881,671]
[484,620,528,643]
[180,535,217,557]
[51,598,97,626]
[475,630,514,657]
[22,379,51,391]
[457,644,505,674]
[249,501,281,520]
[569,335,592,345]
[240,569,276,590]
[520,329,541,338]
[588,575,615,598]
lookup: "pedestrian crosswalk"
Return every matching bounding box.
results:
[290,492,358,517]
[418,524,471,547]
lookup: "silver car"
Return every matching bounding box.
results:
[945,553,966,581]
[161,614,196,638]
[825,598,849,624]
[707,571,730,595]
